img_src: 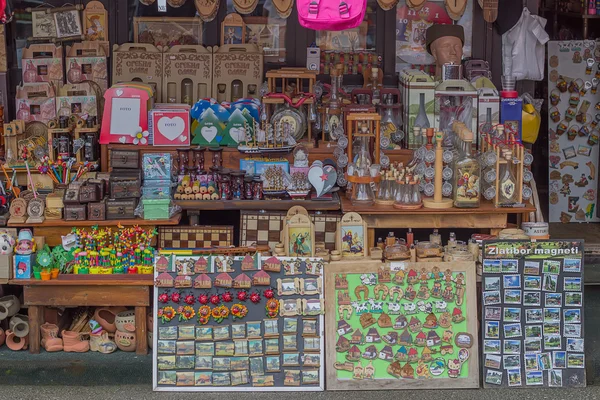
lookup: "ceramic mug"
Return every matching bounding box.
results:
[0,295,21,321]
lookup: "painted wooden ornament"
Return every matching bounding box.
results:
[377,0,400,11]
[233,0,259,14]
[194,0,220,22]
[272,0,294,18]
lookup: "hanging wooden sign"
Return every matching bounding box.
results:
[444,0,468,21]
[284,214,315,258]
[336,212,368,259]
[377,0,400,11]
[482,0,498,23]
[272,0,294,18]
[233,0,259,14]
[195,0,220,22]
[221,13,246,46]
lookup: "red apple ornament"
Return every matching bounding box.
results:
[250,292,261,304]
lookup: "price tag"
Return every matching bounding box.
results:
[157,0,167,12]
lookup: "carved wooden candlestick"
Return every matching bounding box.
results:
[422,129,453,209]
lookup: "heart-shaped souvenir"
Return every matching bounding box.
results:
[119,136,127,144]
[201,126,218,143]
[116,89,124,97]
[308,164,338,197]
[229,127,245,143]
[158,116,185,141]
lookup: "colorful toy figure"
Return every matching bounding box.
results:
[0,230,16,255]
[15,229,35,255]
[447,358,462,378]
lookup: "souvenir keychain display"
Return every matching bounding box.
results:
[481,240,585,388]
[325,260,479,390]
[153,254,325,390]
[547,41,600,223]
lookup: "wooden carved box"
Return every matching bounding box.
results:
[87,201,106,221]
[87,178,106,199]
[110,178,141,199]
[106,199,137,220]
[79,183,101,203]
[64,204,87,221]
[63,186,81,205]
[110,149,140,169]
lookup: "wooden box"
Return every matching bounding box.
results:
[79,183,101,203]
[162,45,212,103]
[110,149,140,169]
[0,254,12,280]
[112,43,162,100]
[63,186,81,205]
[212,44,263,102]
[158,225,234,249]
[45,193,64,209]
[110,178,141,199]
[87,201,106,221]
[87,178,106,199]
[64,204,87,221]
[106,199,137,220]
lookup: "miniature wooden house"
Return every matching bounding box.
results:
[336,335,351,352]
[426,331,441,347]
[377,266,391,283]
[155,256,170,273]
[337,319,352,335]
[394,314,408,330]
[155,272,174,287]
[194,273,212,289]
[347,345,361,360]
[382,331,398,345]
[194,257,209,273]
[241,255,255,270]
[350,329,364,344]
[174,275,192,288]
[252,270,271,286]
[215,272,233,288]
[233,273,252,289]
[362,345,378,359]
[365,328,381,343]
[399,328,412,345]
[335,274,349,289]
[401,362,415,378]
[263,256,281,272]
[337,290,351,305]
[379,345,394,361]
[415,331,427,346]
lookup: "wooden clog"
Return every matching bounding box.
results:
[444,0,468,21]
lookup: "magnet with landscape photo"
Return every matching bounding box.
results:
[485,307,501,320]
[526,308,543,323]
[524,276,542,290]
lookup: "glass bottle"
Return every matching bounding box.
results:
[369,68,381,105]
[454,133,481,208]
[351,167,375,206]
[355,133,373,170]
[380,95,403,149]
[430,229,441,245]
[498,151,519,205]
[414,93,430,131]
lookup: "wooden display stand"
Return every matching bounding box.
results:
[74,123,100,164]
[46,118,73,162]
[264,68,317,145]
[422,130,453,209]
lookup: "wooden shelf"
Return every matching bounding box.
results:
[176,193,341,211]
[9,275,154,286]
[263,97,314,104]
[7,213,182,228]
[0,278,8,285]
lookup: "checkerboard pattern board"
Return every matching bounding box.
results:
[158,226,234,249]
[240,211,340,252]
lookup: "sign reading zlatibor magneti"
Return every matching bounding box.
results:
[481,240,585,388]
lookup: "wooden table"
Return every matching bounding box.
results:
[9,276,153,355]
[176,193,341,212]
[340,196,537,248]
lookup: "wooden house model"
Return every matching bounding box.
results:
[427,331,441,347]
[350,329,364,344]
[415,331,427,346]
[194,273,212,289]
[194,257,209,273]
[347,345,361,361]
[155,272,174,287]
[398,328,412,345]
[362,345,378,359]
[233,273,252,289]
[394,314,408,330]
[174,275,192,288]
[379,345,394,361]
[382,331,398,345]
[377,266,391,283]
[215,272,233,288]
[365,328,381,343]
[241,255,255,270]
[155,256,170,273]
[252,270,271,286]
[337,319,352,335]
[336,335,351,352]
[263,256,281,272]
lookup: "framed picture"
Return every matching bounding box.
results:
[245,21,285,62]
[53,10,83,39]
[336,212,368,258]
[31,10,57,39]
[221,13,246,46]
[83,1,108,42]
[284,213,315,257]
[134,17,203,47]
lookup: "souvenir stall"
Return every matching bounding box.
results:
[0,0,593,393]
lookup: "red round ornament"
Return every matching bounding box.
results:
[198,294,209,305]
[210,294,221,305]
[264,288,274,299]
[222,291,233,302]
[171,291,181,303]
[250,292,261,304]
[184,294,195,305]
[237,290,248,302]
[158,292,169,303]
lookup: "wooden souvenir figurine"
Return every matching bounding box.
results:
[26,198,45,224]
[284,213,315,257]
[423,129,453,209]
[221,13,246,46]
[9,198,28,224]
[337,212,368,258]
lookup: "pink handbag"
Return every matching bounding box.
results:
[297,0,367,31]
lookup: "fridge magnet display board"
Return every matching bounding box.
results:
[153,254,325,391]
[481,240,585,388]
[325,260,479,390]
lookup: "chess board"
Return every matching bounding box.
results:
[240,211,340,252]
[158,226,234,249]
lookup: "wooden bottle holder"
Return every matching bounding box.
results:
[422,130,453,209]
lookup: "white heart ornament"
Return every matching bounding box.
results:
[308,165,326,197]
[116,89,124,97]
[179,136,188,142]
[321,165,338,195]
[119,136,127,144]
[201,126,218,143]
[229,127,245,143]
[158,116,185,141]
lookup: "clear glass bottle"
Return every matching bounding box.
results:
[380,95,403,149]
[354,135,373,170]
[498,151,519,205]
[454,133,481,208]
[351,167,375,206]
[430,229,441,245]
[414,93,430,130]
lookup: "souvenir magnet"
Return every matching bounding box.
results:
[565,107,577,122]
[302,298,324,316]
[587,58,596,75]
[549,89,561,106]
[592,78,599,94]
[556,76,567,92]
[587,161,596,180]
[556,120,568,135]
[580,81,592,96]
[567,125,580,140]
[569,92,580,107]
[455,332,474,348]
[550,107,561,122]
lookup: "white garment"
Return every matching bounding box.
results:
[502,7,549,81]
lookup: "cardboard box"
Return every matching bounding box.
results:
[476,87,499,144]
[212,44,263,103]
[306,47,320,71]
[14,254,34,279]
[56,83,97,118]
[0,254,12,280]
[66,42,108,90]
[112,43,163,101]
[434,79,478,136]
[398,69,436,148]
[16,83,56,124]
[21,44,64,88]
[162,45,212,104]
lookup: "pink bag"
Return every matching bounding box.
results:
[297,0,367,31]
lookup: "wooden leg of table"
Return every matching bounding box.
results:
[367,228,375,256]
[28,305,43,354]
[135,306,148,355]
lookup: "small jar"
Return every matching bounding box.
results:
[253,176,264,200]
[244,175,254,199]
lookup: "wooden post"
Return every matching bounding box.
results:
[135,306,148,355]
[28,305,43,354]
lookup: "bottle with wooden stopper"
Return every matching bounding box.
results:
[498,151,519,205]
[454,129,481,208]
